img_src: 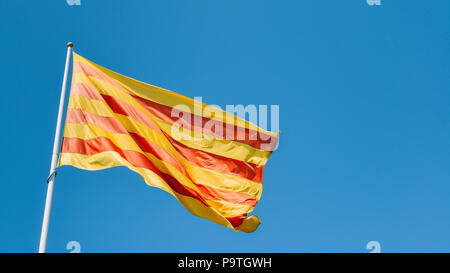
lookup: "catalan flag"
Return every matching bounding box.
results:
[58,52,279,232]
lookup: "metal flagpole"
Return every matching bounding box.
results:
[38,42,73,253]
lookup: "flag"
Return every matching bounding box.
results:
[58,52,279,232]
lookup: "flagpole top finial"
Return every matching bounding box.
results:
[67,42,74,48]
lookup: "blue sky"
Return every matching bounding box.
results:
[0,0,449,253]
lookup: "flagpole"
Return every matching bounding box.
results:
[38,42,73,253]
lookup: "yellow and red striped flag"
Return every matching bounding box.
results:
[58,52,279,232]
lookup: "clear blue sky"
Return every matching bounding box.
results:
[0,0,449,253]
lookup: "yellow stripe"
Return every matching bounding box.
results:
[68,95,113,116]
[73,52,279,138]
[207,200,256,217]
[68,95,271,165]
[185,163,263,201]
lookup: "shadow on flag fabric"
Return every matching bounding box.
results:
[58,52,279,232]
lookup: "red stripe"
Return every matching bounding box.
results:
[73,61,278,151]
[69,83,264,182]
[195,184,257,207]
[226,214,247,228]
